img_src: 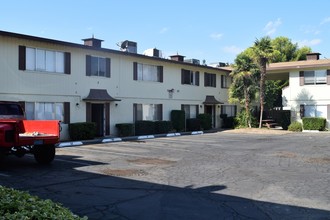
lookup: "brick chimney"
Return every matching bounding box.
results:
[82,36,103,48]
[306,52,321,60]
[170,54,185,62]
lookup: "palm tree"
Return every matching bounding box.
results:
[251,37,274,128]
[230,53,258,128]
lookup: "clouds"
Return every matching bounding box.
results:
[295,39,322,47]
[159,27,169,34]
[210,33,223,40]
[320,17,330,25]
[263,18,282,36]
[223,45,243,55]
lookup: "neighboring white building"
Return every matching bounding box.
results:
[267,53,330,127]
[0,30,234,140]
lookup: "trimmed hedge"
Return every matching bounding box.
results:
[155,121,173,134]
[171,110,185,132]
[0,186,87,220]
[288,121,302,132]
[135,121,155,135]
[69,122,96,141]
[197,114,212,130]
[186,118,201,131]
[116,123,134,137]
[302,117,326,131]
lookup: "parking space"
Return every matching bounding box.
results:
[1,131,330,219]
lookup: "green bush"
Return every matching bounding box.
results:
[288,121,302,132]
[155,121,173,134]
[171,110,185,132]
[69,122,96,141]
[0,186,87,220]
[234,111,258,128]
[135,121,155,135]
[116,123,134,137]
[197,114,212,130]
[186,118,201,131]
[222,116,235,129]
[302,117,326,131]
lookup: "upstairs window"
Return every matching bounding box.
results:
[133,104,163,121]
[86,55,111,77]
[181,69,200,86]
[204,73,216,87]
[133,62,163,82]
[303,70,327,85]
[19,46,70,74]
[221,75,231,88]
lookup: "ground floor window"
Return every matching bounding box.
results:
[133,104,162,121]
[221,105,237,117]
[181,105,199,119]
[25,102,64,121]
[304,105,327,118]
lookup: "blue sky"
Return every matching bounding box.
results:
[2,0,330,64]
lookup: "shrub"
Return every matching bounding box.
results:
[234,111,258,128]
[0,186,87,220]
[288,121,302,132]
[186,118,201,131]
[171,110,185,132]
[155,121,173,134]
[302,117,326,131]
[116,123,134,137]
[69,122,96,140]
[197,114,212,130]
[135,120,155,135]
[222,116,235,129]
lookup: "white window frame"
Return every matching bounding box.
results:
[304,105,327,118]
[134,104,162,121]
[91,56,107,77]
[25,102,64,121]
[304,70,327,85]
[221,105,237,117]
[26,47,65,73]
[137,63,161,82]
[182,105,198,119]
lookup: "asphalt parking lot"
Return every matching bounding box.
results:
[1,130,330,220]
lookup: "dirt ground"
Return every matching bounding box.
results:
[222,128,293,135]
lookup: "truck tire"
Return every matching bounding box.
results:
[33,144,55,164]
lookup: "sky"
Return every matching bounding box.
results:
[2,0,330,64]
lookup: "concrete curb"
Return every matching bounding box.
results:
[57,130,215,148]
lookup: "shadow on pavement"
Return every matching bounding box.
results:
[0,154,329,220]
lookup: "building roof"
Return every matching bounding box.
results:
[267,59,330,72]
[0,30,231,73]
[83,89,120,102]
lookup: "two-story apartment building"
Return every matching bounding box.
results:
[0,30,234,140]
[267,53,330,127]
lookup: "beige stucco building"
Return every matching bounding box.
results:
[267,53,330,127]
[0,30,235,140]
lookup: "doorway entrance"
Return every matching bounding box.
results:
[91,103,105,137]
[204,105,215,128]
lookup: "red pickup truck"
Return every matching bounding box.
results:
[0,101,60,164]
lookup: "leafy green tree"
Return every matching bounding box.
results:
[229,52,258,127]
[251,36,274,128]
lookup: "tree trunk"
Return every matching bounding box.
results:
[244,84,251,128]
[258,58,267,128]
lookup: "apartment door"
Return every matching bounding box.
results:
[204,105,215,128]
[91,103,105,137]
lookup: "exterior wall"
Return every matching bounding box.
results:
[0,32,232,140]
[282,70,330,127]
